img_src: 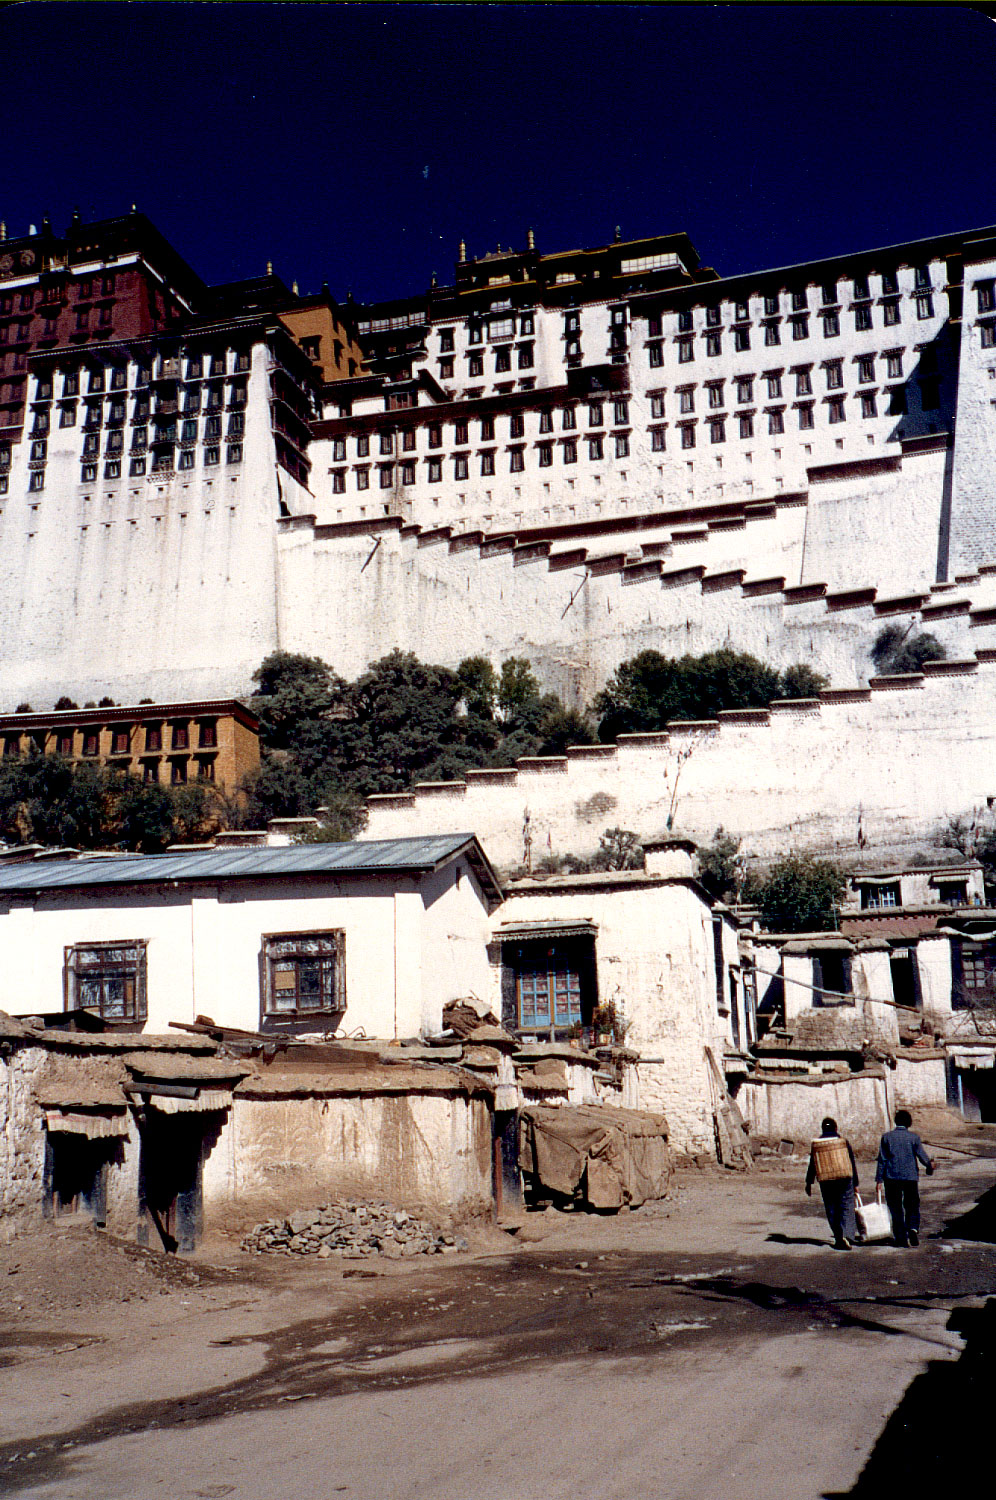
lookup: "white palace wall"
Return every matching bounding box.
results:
[0,345,314,711]
[362,657,996,867]
[273,439,995,708]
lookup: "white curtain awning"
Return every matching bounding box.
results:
[950,1051,995,1070]
[141,1088,233,1114]
[45,1109,129,1139]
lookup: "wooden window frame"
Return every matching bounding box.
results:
[262,930,346,1021]
[64,940,148,1025]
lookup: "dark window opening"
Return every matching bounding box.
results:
[813,951,852,1006]
[890,951,920,1010]
[955,942,996,1010]
[44,1134,114,1228]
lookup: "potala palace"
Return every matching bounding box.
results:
[3,209,996,858]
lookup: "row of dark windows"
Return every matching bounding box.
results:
[662,351,935,413]
[669,389,921,446]
[660,269,934,333]
[646,299,936,366]
[330,402,632,461]
[439,344,534,377]
[330,433,633,488]
[0,276,118,316]
[78,445,243,483]
[3,720,217,757]
[26,412,245,469]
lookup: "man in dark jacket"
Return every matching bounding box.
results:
[875,1109,934,1247]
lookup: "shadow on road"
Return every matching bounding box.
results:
[766,1232,833,1248]
[940,1181,996,1243]
[824,1297,996,1496]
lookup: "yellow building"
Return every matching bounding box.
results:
[0,699,259,790]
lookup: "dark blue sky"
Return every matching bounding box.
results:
[3,4,995,304]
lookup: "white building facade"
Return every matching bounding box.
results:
[0,837,500,1041]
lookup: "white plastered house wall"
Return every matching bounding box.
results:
[490,868,736,1156]
[0,839,498,1040]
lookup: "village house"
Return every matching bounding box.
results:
[490,837,748,1158]
[0,1009,496,1251]
[738,912,996,1143]
[0,835,501,1039]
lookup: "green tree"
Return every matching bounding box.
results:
[697,827,741,902]
[331,650,468,793]
[534,705,595,756]
[593,648,784,740]
[497,657,542,719]
[780,663,829,699]
[251,650,344,750]
[871,624,946,675]
[751,854,846,932]
[0,754,110,848]
[241,648,593,822]
[236,755,316,826]
[295,790,369,843]
[591,827,645,871]
[169,783,218,844]
[115,779,176,853]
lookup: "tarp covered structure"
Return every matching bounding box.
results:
[518,1104,672,1210]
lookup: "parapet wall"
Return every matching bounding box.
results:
[362,656,996,865]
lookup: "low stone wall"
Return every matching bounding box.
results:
[735,1069,891,1151]
[636,1060,717,1158]
[892,1052,948,1110]
[203,1087,495,1227]
[0,1046,47,1245]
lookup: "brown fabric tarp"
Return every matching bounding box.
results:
[518,1104,672,1210]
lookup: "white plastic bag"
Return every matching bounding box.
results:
[855,1194,893,1243]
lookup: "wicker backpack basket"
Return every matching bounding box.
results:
[810,1136,852,1182]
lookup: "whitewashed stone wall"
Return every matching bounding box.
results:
[0,343,314,711]
[0,1044,47,1243]
[364,659,996,866]
[893,1053,948,1110]
[273,443,996,708]
[948,241,996,574]
[736,1069,891,1150]
[492,879,732,1155]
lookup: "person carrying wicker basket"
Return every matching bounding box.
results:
[806,1116,860,1249]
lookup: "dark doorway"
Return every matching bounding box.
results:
[890,950,920,1009]
[958,1069,996,1124]
[814,951,851,1005]
[493,1109,521,1216]
[44,1134,113,1225]
[138,1113,205,1253]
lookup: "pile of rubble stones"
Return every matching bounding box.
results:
[241,1202,469,1259]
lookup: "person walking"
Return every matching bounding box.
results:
[875,1109,934,1247]
[806,1116,859,1250]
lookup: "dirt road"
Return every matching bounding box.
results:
[2,1130,995,1500]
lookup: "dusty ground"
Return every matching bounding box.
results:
[2,1112,996,1499]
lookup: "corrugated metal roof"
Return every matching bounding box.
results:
[0,834,499,896]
